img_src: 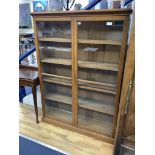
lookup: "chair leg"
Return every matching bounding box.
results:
[32,86,39,123]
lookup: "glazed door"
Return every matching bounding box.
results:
[34,18,74,124]
[75,18,128,136]
[113,13,135,155]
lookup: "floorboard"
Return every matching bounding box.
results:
[19,103,113,155]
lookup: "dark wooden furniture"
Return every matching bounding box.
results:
[19,65,40,123]
[31,9,132,143]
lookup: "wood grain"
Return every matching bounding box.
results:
[34,17,71,22]
[112,19,129,137]
[71,17,78,126]
[39,37,71,43]
[31,9,132,16]
[79,85,116,94]
[76,16,128,21]
[41,73,71,80]
[41,58,71,66]
[33,20,46,118]
[43,78,72,86]
[123,81,135,137]
[78,39,121,45]
[78,60,118,71]
[78,79,116,92]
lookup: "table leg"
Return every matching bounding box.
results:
[32,86,39,123]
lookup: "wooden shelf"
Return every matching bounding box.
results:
[78,97,114,115]
[78,79,116,94]
[39,37,71,43]
[43,78,71,86]
[42,73,71,80]
[45,93,114,115]
[41,58,71,66]
[46,106,72,123]
[78,79,116,95]
[78,39,121,46]
[46,104,112,134]
[42,73,71,87]
[41,58,118,71]
[39,37,121,46]
[43,78,116,94]
[78,114,113,134]
[78,79,116,92]
[78,60,118,71]
[42,73,116,94]
[42,46,71,52]
[45,93,71,105]
[79,85,116,94]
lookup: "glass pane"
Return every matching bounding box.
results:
[77,20,123,134]
[44,83,72,123]
[37,21,71,39]
[40,41,72,78]
[78,88,114,134]
[37,21,72,123]
[78,21,123,41]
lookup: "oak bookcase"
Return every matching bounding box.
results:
[31,9,132,143]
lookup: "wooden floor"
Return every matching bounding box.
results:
[19,104,113,155]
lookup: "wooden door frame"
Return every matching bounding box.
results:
[33,17,72,119]
[33,19,46,118]
[113,13,135,155]
[75,16,130,137]
[71,17,78,126]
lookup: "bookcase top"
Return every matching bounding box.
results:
[31,9,132,17]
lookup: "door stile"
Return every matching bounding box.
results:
[71,17,78,126]
[33,19,46,118]
[112,19,129,137]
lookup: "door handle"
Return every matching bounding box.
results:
[125,81,133,115]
